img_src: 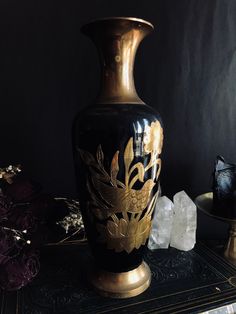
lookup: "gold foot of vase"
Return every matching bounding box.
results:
[89,261,151,299]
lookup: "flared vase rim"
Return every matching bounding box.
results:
[81,16,154,32]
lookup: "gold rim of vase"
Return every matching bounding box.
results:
[81,16,154,31]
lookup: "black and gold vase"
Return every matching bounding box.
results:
[73,17,163,298]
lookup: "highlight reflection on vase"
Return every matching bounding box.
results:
[73,17,163,298]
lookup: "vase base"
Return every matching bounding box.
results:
[88,261,151,299]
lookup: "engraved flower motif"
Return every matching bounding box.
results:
[143,120,163,155]
[80,133,161,254]
[97,215,152,254]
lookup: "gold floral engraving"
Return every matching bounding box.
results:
[96,192,158,253]
[144,120,163,155]
[79,120,163,254]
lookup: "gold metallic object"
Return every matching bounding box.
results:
[89,261,151,298]
[0,164,21,184]
[224,222,236,263]
[81,17,154,104]
[77,17,161,299]
[79,121,163,254]
[195,192,236,265]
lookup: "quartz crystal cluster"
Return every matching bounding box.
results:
[148,196,174,249]
[148,191,197,251]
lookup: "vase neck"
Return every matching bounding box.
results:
[81,17,153,104]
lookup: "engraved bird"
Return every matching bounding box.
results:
[90,176,156,219]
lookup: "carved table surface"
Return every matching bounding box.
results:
[1,242,236,314]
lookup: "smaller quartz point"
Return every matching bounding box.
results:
[170,191,197,251]
[148,196,174,250]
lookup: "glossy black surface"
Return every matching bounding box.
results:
[73,103,162,272]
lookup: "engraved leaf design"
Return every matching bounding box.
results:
[96,145,104,167]
[127,220,137,236]
[129,163,145,188]
[146,190,158,217]
[126,238,136,254]
[89,167,110,183]
[107,221,118,237]
[137,163,145,182]
[155,158,162,181]
[124,138,134,173]
[80,146,110,183]
[110,151,119,187]
[119,218,128,236]
[79,149,97,167]
[116,180,126,188]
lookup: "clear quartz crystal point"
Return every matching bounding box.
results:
[170,191,197,251]
[148,196,174,250]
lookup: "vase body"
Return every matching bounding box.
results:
[73,17,163,298]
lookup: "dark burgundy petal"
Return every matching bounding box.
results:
[3,176,42,203]
[0,227,24,265]
[5,205,38,233]
[0,192,12,221]
[0,250,40,290]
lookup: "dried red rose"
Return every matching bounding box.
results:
[0,169,46,291]
[5,205,38,233]
[3,176,42,203]
[0,227,23,265]
[0,250,40,290]
[0,191,12,222]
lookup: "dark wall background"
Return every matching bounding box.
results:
[0,0,235,238]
